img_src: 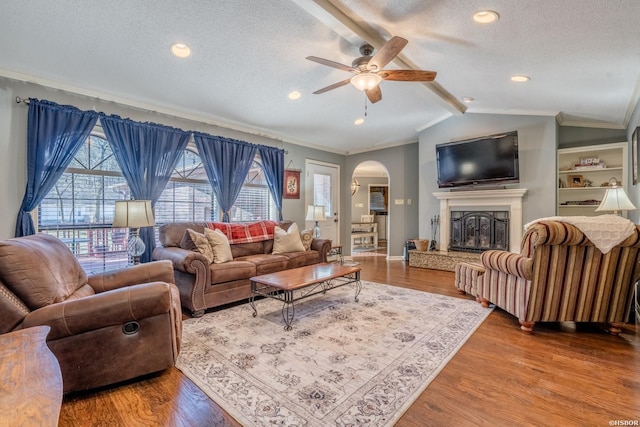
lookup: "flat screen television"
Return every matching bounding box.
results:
[436,131,519,188]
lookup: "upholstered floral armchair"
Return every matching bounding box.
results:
[476,217,640,333]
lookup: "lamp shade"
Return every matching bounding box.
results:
[595,186,636,214]
[305,205,326,222]
[113,200,155,228]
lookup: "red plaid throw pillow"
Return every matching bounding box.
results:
[206,220,278,244]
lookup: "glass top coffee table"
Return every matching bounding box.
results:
[249,262,362,331]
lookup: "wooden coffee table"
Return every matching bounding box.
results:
[250,262,362,330]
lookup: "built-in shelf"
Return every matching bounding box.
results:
[558,166,622,174]
[558,186,623,191]
[557,142,627,217]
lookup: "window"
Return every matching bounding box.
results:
[155,148,218,224]
[229,159,277,222]
[38,134,131,273]
[312,172,332,218]
[39,138,276,273]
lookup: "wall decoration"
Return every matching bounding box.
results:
[283,169,300,199]
[633,127,639,185]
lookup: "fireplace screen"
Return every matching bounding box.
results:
[449,211,509,253]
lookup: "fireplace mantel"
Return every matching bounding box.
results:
[433,189,528,253]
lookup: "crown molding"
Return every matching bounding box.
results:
[0,68,350,155]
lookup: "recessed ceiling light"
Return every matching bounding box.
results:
[473,10,499,24]
[463,96,474,103]
[171,43,191,58]
[511,75,530,82]
[288,91,301,100]
[354,118,365,125]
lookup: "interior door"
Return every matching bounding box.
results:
[305,160,340,245]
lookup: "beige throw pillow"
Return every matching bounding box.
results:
[204,228,234,264]
[183,229,215,264]
[273,223,306,254]
[300,228,314,251]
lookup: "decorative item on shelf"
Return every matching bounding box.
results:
[559,178,567,188]
[351,178,361,196]
[573,162,606,170]
[112,200,155,265]
[562,200,601,206]
[595,177,637,216]
[568,174,584,188]
[306,205,325,238]
[601,178,622,187]
[580,156,599,166]
[584,179,593,187]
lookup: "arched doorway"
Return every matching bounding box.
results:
[351,161,389,258]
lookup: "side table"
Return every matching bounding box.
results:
[327,245,344,264]
[0,326,63,426]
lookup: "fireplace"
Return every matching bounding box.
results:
[449,211,509,253]
[433,188,527,253]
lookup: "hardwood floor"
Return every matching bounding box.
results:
[58,257,640,426]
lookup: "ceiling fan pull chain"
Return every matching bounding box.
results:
[364,94,368,117]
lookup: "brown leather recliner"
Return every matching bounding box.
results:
[0,233,182,393]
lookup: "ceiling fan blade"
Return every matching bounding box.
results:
[365,85,382,103]
[306,56,356,73]
[312,78,352,94]
[367,36,408,70]
[379,69,437,82]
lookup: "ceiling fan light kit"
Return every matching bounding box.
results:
[350,72,382,91]
[307,36,436,104]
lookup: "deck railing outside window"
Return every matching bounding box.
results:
[39,224,129,274]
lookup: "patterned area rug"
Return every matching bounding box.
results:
[177,281,492,426]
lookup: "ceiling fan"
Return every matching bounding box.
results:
[306,36,436,104]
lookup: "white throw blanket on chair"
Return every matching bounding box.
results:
[524,214,636,254]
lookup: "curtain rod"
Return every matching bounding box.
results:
[14,96,290,154]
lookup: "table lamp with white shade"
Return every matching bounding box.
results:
[113,200,155,264]
[595,178,636,216]
[306,205,326,238]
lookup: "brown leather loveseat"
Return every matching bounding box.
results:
[153,221,331,317]
[0,234,182,393]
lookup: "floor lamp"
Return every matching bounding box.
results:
[306,205,326,238]
[113,200,155,265]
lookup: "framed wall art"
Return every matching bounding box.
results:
[283,169,301,199]
[633,126,639,185]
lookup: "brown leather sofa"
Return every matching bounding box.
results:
[0,234,182,393]
[153,221,332,317]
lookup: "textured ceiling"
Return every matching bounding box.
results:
[2,0,640,154]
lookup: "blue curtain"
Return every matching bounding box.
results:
[15,99,98,237]
[193,133,257,222]
[258,146,285,221]
[101,115,191,262]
